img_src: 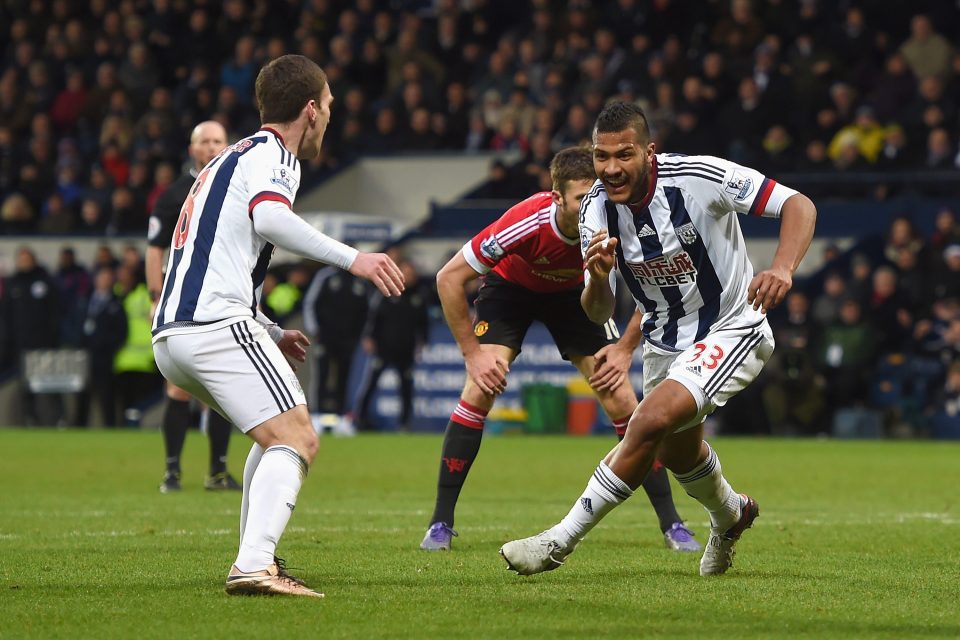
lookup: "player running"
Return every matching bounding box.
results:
[421,147,699,553]
[146,120,241,493]
[152,55,404,598]
[500,102,816,576]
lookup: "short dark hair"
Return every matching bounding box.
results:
[550,146,596,193]
[593,102,651,141]
[255,55,328,125]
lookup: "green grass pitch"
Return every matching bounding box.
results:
[0,429,957,639]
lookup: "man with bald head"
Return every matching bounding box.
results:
[146,120,238,493]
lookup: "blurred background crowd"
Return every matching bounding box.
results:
[3,0,960,232]
[0,0,958,437]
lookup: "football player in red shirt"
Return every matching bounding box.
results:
[420,147,699,552]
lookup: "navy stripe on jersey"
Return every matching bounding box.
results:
[630,205,685,348]
[664,186,722,341]
[250,242,274,315]
[273,137,288,166]
[605,201,659,337]
[657,170,723,185]
[580,181,604,224]
[157,243,185,324]
[658,161,724,178]
[174,151,243,321]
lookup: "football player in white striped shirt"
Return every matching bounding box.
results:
[151,55,404,597]
[501,102,816,577]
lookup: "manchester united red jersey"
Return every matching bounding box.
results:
[461,192,584,293]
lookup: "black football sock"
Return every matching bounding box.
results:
[642,462,683,532]
[207,410,233,475]
[429,402,487,528]
[162,398,191,473]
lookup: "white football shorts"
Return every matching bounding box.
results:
[153,318,306,432]
[642,318,775,432]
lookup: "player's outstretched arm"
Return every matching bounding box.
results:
[590,310,642,392]
[252,200,404,297]
[436,252,508,395]
[348,252,404,297]
[748,193,817,313]
[581,229,618,324]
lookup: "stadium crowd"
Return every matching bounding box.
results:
[1,208,958,436]
[2,0,960,233]
[0,0,958,436]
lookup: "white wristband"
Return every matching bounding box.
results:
[266,323,284,343]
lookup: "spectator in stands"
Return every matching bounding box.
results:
[264,266,310,326]
[924,128,955,170]
[812,271,847,327]
[1,193,35,234]
[866,265,912,354]
[711,0,764,63]
[884,215,926,264]
[55,247,91,347]
[303,266,370,424]
[2,247,61,424]
[898,14,954,82]
[828,106,887,164]
[365,107,402,154]
[931,245,960,302]
[929,209,960,256]
[112,262,158,426]
[764,291,825,435]
[471,159,520,199]
[875,125,912,172]
[355,259,429,431]
[847,252,874,305]
[817,297,878,426]
[79,266,126,427]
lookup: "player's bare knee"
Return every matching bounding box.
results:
[625,406,673,443]
[298,428,319,464]
[166,382,191,402]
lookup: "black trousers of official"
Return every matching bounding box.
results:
[314,341,360,415]
[355,351,415,430]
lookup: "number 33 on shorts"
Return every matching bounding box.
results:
[688,342,724,369]
[673,323,774,405]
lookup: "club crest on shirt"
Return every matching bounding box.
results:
[480,235,505,261]
[474,321,489,336]
[270,166,298,194]
[675,222,699,245]
[725,171,754,201]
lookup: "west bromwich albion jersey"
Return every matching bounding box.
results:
[462,192,584,293]
[153,127,300,337]
[579,154,797,352]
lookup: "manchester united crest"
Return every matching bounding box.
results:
[474,321,489,336]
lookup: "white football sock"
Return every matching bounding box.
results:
[550,461,633,550]
[238,442,264,545]
[233,445,307,573]
[673,442,741,532]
